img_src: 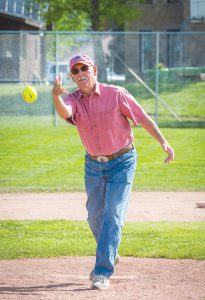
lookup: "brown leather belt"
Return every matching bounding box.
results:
[89,143,134,163]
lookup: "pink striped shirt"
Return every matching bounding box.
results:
[64,82,146,156]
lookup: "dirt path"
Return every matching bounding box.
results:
[0,192,204,221]
[0,257,205,300]
[0,192,204,299]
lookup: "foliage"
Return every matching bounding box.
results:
[54,12,90,31]
[37,0,140,31]
[35,0,140,80]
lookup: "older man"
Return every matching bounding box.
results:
[52,54,174,290]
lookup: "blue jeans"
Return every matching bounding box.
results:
[84,148,137,278]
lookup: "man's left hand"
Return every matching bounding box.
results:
[162,142,175,165]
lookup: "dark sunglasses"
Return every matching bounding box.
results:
[71,65,91,75]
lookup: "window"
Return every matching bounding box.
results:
[167,30,181,68]
[16,0,23,14]
[190,0,205,20]
[140,31,154,72]
[0,0,6,10]
[167,0,180,3]
[7,0,15,13]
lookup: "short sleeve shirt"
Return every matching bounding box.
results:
[64,82,146,156]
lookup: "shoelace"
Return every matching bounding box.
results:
[94,275,107,282]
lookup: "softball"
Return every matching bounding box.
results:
[22,86,38,103]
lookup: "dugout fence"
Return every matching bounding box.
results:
[0,31,205,128]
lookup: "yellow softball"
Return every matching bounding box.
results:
[22,86,38,103]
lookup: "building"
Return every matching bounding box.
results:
[127,0,205,33]
[0,0,44,30]
[123,0,205,77]
[0,0,45,82]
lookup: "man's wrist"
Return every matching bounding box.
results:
[52,92,61,100]
[161,141,170,150]
[161,139,168,146]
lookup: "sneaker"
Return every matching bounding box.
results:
[91,275,110,290]
[89,254,120,281]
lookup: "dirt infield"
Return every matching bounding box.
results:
[0,257,205,300]
[0,192,205,300]
[0,192,205,221]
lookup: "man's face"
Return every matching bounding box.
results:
[70,63,97,95]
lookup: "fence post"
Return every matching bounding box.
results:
[155,32,160,124]
[54,32,59,127]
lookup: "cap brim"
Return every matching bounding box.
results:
[70,60,92,71]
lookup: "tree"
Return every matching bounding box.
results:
[37,0,140,80]
[38,0,140,31]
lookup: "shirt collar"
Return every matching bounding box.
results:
[78,81,101,99]
[95,81,100,95]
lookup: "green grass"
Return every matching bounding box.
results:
[0,81,205,127]
[0,125,205,191]
[0,80,204,191]
[0,220,204,260]
[123,81,205,127]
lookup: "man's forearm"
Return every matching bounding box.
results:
[140,114,168,146]
[140,113,174,164]
[52,74,72,119]
[53,94,72,119]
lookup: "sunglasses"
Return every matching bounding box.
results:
[71,65,91,75]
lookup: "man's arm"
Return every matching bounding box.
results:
[52,74,72,119]
[140,113,175,165]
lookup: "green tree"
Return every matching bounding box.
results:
[38,0,140,80]
[38,0,140,31]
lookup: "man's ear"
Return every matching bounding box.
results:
[93,66,98,76]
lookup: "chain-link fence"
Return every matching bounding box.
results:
[0,31,205,127]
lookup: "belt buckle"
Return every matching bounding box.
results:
[96,155,109,163]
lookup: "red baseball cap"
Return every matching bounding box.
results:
[69,55,95,71]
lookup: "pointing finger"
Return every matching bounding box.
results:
[58,72,63,85]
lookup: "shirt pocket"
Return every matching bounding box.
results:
[101,109,117,131]
[75,112,90,132]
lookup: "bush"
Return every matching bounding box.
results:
[144,66,205,83]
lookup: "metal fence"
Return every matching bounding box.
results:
[0,31,205,127]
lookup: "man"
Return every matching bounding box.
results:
[52,54,174,290]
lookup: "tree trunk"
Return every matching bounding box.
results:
[90,0,107,81]
[91,0,100,31]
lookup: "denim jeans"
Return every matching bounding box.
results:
[84,148,137,278]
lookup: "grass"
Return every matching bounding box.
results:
[0,125,205,191]
[0,82,204,263]
[0,124,205,191]
[0,220,204,260]
[123,81,205,127]
[0,80,205,191]
[0,81,205,127]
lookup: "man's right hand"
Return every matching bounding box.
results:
[52,73,72,119]
[52,73,68,97]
